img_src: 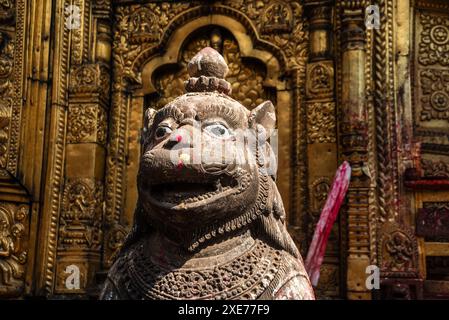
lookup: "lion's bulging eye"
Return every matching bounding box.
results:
[155,126,172,139]
[204,123,231,138]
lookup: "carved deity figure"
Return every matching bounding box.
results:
[385,232,413,270]
[0,209,24,296]
[101,47,315,300]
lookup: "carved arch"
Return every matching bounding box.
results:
[128,5,290,96]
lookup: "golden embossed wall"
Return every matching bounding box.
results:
[1,0,448,299]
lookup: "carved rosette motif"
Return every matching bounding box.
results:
[418,13,449,67]
[415,10,449,137]
[419,69,449,121]
[0,203,29,298]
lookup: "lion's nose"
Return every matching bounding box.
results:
[164,127,193,150]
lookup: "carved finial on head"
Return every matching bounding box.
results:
[185,47,232,95]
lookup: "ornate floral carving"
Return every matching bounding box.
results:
[419,68,449,121]
[59,179,103,250]
[67,105,96,143]
[418,12,449,67]
[0,203,28,298]
[67,105,107,144]
[307,102,336,143]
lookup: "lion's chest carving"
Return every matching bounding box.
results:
[100,47,314,300]
[109,239,289,300]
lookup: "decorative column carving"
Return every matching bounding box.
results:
[304,0,340,298]
[0,0,32,298]
[53,0,112,295]
[339,6,372,300]
[54,62,109,295]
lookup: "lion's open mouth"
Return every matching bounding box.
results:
[145,175,236,205]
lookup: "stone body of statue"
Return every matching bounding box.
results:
[100,47,315,300]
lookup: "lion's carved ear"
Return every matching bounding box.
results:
[249,101,276,131]
[142,108,157,145]
[248,101,278,179]
[143,108,157,132]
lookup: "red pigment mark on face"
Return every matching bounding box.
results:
[176,135,182,143]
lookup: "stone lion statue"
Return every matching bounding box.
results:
[100,47,314,300]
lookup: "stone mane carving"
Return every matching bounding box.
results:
[100,47,314,300]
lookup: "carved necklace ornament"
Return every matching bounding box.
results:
[101,47,314,300]
[110,238,286,300]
